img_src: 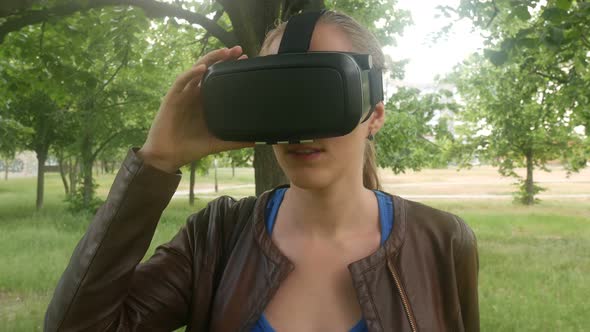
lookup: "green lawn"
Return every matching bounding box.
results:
[1,172,589,331]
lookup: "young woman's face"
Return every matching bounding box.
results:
[268,23,385,190]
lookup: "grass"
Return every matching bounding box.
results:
[1,170,589,331]
[429,200,590,331]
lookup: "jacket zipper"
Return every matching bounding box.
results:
[388,260,418,332]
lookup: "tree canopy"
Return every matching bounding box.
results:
[441,0,589,203]
[1,0,425,208]
[441,0,589,131]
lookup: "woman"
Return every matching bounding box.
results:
[45,10,479,332]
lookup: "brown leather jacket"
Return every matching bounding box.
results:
[45,149,479,332]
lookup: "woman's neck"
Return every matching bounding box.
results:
[281,178,378,238]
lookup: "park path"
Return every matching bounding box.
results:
[173,184,254,196]
[392,194,590,199]
[172,184,590,199]
[383,179,590,187]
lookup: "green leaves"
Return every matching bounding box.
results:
[512,5,531,21]
[516,37,537,48]
[447,51,588,204]
[541,7,567,23]
[375,87,454,173]
[555,0,572,10]
[484,49,508,66]
[0,5,200,209]
[326,0,411,47]
[543,26,565,46]
[452,0,589,141]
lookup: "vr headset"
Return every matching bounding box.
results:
[201,10,384,144]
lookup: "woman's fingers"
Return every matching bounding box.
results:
[227,45,243,58]
[183,46,247,93]
[171,65,205,93]
[212,139,256,154]
[179,46,246,93]
[184,64,209,92]
[212,47,246,66]
[196,48,229,67]
[196,46,242,68]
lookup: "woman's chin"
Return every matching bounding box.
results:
[287,170,334,190]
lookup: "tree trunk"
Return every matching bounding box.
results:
[524,150,534,205]
[254,145,287,196]
[69,158,79,195]
[221,0,281,56]
[232,161,235,178]
[214,159,218,193]
[81,135,95,208]
[36,151,47,210]
[4,158,8,180]
[57,154,70,195]
[82,159,94,207]
[189,160,197,206]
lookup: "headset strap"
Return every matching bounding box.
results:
[278,10,326,53]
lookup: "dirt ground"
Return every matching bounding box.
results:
[378,165,590,198]
[171,164,590,200]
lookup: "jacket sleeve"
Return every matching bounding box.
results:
[45,148,197,332]
[455,217,480,331]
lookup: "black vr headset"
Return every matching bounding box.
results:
[201,10,384,144]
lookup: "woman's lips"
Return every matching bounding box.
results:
[287,146,325,161]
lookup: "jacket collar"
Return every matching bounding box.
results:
[239,185,411,332]
[252,184,407,275]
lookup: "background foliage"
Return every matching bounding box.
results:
[440,0,589,203]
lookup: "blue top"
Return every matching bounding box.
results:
[251,188,394,332]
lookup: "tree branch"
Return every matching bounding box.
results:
[100,48,128,93]
[198,9,224,58]
[38,19,45,54]
[533,70,569,84]
[91,127,144,159]
[485,0,499,29]
[0,0,237,46]
[419,136,443,150]
[101,99,145,110]
[580,30,590,49]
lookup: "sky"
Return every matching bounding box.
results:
[385,0,484,88]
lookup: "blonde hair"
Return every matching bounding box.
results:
[261,10,384,190]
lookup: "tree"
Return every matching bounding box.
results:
[1,6,193,210]
[58,9,159,209]
[440,0,590,132]
[376,87,456,174]
[5,90,77,208]
[0,0,411,195]
[224,148,254,177]
[187,156,212,206]
[0,15,69,207]
[438,0,589,204]
[9,93,61,209]
[0,116,30,180]
[447,53,587,204]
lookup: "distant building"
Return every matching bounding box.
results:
[1,151,38,178]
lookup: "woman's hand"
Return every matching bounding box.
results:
[138,46,253,173]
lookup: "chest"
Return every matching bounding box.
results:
[262,230,380,332]
[241,188,396,331]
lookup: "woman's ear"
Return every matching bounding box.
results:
[368,102,385,134]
